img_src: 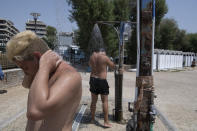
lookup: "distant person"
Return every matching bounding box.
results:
[0,64,4,80]
[191,59,196,67]
[6,31,82,131]
[0,64,7,94]
[89,48,115,128]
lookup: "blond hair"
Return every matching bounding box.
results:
[6,31,49,62]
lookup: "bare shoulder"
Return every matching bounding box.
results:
[61,68,82,90]
[103,55,110,61]
[52,62,82,93]
[45,64,82,115]
[102,55,114,68]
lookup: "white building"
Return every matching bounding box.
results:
[0,18,19,52]
[25,19,46,38]
[55,32,73,55]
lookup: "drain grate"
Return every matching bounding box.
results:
[72,104,87,131]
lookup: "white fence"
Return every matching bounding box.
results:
[153,49,196,71]
[183,53,196,67]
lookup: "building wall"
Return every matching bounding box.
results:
[0,18,19,52]
[55,32,73,55]
[25,20,46,38]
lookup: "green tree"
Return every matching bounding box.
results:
[126,0,137,64]
[155,0,168,26]
[67,0,131,58]
[113,0,131,59]
[157,19,197,53]
[173,29,189,51]
[127,0,168,64]
[157,18,178,50]
[67,0,116,56]
[113,0,130,21]
[154,0,168,48]
[42,26,57,50]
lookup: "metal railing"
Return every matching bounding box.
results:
[0,53,16,69]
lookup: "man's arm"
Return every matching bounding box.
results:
[22,75,34,89]
[88,56,92,67]
[27,51,82,121]
[27,71,81,121]
[106,56,115,69]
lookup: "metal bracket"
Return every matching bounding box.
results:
[128,102,133,112]
[149,105,157,123]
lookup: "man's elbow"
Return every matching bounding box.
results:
[113,64,116,69]
[27,108,44,121]
[110,63,115,70]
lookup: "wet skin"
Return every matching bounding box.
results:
[89,52,114,79]
[89,51,114,128]
[15,50,82,131]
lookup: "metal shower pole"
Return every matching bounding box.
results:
[96,21,126,122]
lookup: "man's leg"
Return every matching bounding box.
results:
[91,93,98,121]
[101,95,112,128]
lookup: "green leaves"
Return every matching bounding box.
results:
[156,18,197,53]
[157,18,178,49]
[128,0,168,64]
[42,26,57,50]
[155,0,168,26]
[67,0,197,65]
[67,0,129,58]
[187,33,197,52]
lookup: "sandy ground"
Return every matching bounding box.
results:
[0,67,197,131]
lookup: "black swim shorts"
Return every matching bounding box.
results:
[89,77,109,95]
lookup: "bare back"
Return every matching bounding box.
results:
[26,62,82,131]
[89,52,114,79]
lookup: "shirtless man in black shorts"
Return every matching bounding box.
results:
[89,48,115,128]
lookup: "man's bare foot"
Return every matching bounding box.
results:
[104,122,112,128]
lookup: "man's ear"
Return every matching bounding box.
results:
[33,52,42,60]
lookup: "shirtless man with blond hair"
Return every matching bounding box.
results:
[6,31,82,131]
[89,48,115,128]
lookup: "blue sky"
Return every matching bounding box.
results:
[165,0,197,33]
[0,0,196,33]
[0,0,77,32]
